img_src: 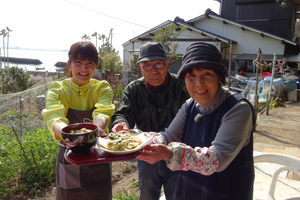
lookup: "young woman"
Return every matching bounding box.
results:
[42,41,115,200]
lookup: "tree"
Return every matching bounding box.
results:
[81,34,91,41]
[91,32,97,50]
[98,34,112,54]
[128,24,184,77]
[129,54,141,77]
[99,51,122,73]
[151,24,186,67]
[6,27,12,67]
[0,66,33,94]
[0,29,7,67]
[97,33,122,73]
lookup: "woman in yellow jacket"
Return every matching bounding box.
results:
[42,41,115,200]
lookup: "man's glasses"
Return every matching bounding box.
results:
[141,63,165,71]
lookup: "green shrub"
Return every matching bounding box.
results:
[0,66,34,94]
[115,85,123,98]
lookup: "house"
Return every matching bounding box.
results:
[122,0,300,81]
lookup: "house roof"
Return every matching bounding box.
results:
[123,8,296,47]
[122,20,173,46]
[173,16,237,44]
[123,8,297,61]
[187,9,296,46]
[233,54,300,63]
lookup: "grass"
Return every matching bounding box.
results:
[112,188,140,200]
[0,124,58,199]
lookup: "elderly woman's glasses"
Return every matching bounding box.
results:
[142,63,165,71]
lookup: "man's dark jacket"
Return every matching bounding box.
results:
[112,73,190,132]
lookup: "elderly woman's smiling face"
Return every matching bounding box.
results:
[184,68,221,105]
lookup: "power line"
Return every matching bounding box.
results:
[62,0,213,42]
[62,0,151,29]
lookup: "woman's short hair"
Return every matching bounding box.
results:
[68,41,98,64]
[66,41,98,77]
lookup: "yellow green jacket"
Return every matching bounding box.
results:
[42,78,115,141]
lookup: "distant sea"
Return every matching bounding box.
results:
[0,48,69,72]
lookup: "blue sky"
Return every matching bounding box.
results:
[1,0,220,58]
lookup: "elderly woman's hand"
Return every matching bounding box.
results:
[112,122,130,133]
[136,144,172,164]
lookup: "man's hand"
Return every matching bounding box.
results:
[112,122,130,133]
[136,144,172,164]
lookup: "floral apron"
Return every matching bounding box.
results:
[55,80,112,200]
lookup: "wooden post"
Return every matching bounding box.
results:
[266,54,277,115]
[227,41,233,90]
[30,149,44,185]
[253,49,262,122]
[253,48,268,130]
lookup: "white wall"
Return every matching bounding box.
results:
[194,18,285,59]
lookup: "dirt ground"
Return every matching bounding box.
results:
[254,101,300,150]
[10,100,300,200]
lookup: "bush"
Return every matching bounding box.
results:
[0,66,34,94]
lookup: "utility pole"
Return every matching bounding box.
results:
[108,28,113,51]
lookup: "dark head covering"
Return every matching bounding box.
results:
[177,42,227,79]
[137,42,166,63]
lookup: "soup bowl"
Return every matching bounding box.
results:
[61,123,98,154]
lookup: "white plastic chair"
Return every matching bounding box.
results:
[254,152,300,200]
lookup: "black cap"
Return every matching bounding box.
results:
[137,42,166,63]
[177,42,227,79]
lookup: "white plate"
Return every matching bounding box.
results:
[97,133,153,154]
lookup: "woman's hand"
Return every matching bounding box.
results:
[95,125,107,138]
[112,122,130,133]
[65,136,83,148]
[53,122,67,140]
[136,144,172,164]
[94,117,108,138]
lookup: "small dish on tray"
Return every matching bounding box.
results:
[97,132,153,155]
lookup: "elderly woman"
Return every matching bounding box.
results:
[137,42,255,200]
[42,41,115,200]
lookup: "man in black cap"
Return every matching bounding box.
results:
[111,42,189,200]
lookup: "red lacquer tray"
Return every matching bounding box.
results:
[64,146,141,165]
